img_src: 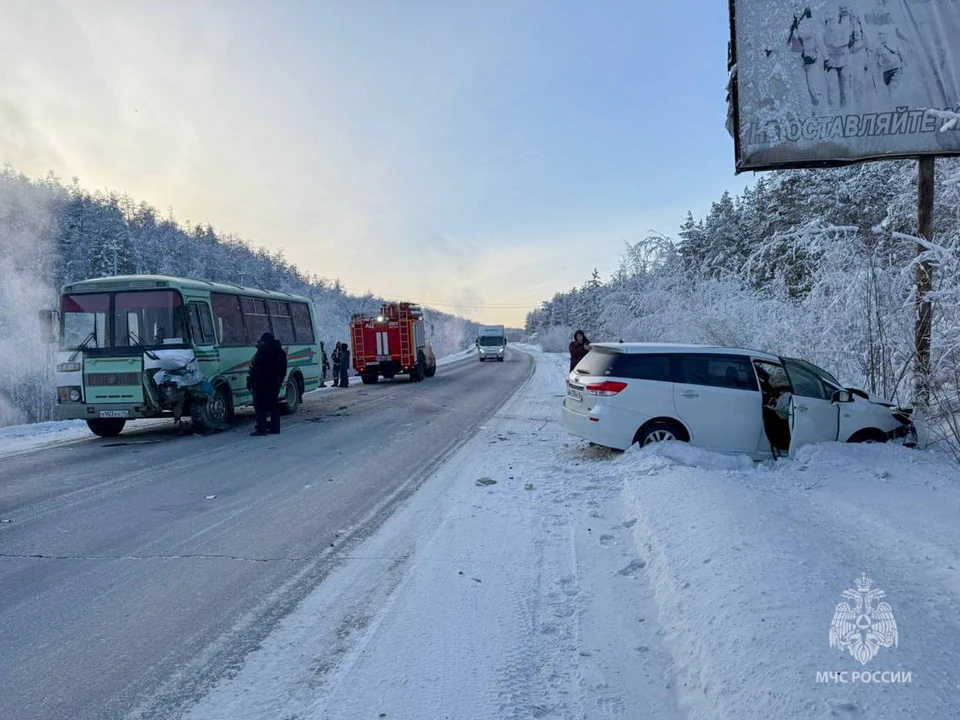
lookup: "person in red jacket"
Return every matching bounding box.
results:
[569,329,592,372]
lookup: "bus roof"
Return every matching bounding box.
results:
[60,275,311,304]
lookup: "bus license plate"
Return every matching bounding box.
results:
[566,387,583,402]
[99,410,130,418]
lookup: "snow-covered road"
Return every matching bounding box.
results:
[183,349,960,720]
[4,348,958,719]
[0,351,532,720]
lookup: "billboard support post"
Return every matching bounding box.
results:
[915,156,935,406]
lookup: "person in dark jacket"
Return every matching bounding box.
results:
[247,332,287,436]
[338,342,350,388]
[320,343,330,387]
[331,342,341,387]
[569,329,591,372]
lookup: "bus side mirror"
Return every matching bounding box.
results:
[39,309,57,344]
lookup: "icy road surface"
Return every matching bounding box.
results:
[0,349,531,720]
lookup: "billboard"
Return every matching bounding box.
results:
[729,0,960,171]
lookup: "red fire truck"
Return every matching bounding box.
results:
[350,302,437,384]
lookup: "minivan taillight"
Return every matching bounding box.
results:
[586,381,627,396]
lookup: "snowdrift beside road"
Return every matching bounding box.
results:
[0,419,91,459]
[618,440,960,719]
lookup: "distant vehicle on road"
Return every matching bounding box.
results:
[41,275,323,437]
[350,302,437,383]
[562,343,916,458]
[477,324,507,362]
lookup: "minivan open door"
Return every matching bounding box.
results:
[787,394,840,455]
[783,359,840,455]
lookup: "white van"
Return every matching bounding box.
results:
[562,343,916,459]
[477,325,507,362]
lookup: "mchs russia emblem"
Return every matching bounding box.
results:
[829,573,899,665]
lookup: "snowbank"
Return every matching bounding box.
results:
[0,419,91,459]
[436,345,476,366]
[0,417,171,459]
[617,441,960,719]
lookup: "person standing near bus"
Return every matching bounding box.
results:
[338,342,351,388]
[320,342,330,387]
[331,342,341,387]
[248,332,287,436]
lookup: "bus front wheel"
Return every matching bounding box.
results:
[191,384,231,434]
[86,418,126,438]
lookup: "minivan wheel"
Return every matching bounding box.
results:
[635,421,686,447]
[848,428,888,444]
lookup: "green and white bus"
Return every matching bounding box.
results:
[43,275,324,437]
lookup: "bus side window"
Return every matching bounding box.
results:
[188,305,203,344]
[188,302,216,345]
[267,300,295,344]
[198,304,215,344]
[241,297,270,340]
[211,293,247,345]
[291,302,315,343]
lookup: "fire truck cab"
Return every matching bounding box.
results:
[350,302,437,384]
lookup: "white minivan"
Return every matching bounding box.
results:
[562,343,916,459]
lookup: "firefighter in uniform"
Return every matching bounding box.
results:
[320,342,330,387]
[331,342,341,387]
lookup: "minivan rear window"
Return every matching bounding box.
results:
[575,350,673,382]
[574,348,619,376]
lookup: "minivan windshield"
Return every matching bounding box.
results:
[783,357,841,388]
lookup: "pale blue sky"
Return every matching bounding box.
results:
[0,0,748,325]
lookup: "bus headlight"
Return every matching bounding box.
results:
[58,387,82,402]
[57,362,82,373]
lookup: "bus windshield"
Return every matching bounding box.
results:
[60,290,187,349]
[61,293,109,349]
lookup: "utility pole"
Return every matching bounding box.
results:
[914,156,935,406]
